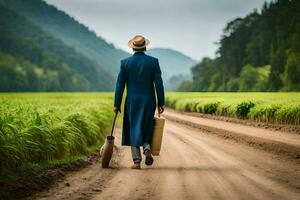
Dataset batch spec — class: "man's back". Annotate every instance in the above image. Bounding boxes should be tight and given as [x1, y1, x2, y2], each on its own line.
[122, 52, 159, 95]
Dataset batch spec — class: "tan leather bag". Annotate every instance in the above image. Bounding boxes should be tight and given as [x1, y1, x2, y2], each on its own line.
[151, 116, 165, 156]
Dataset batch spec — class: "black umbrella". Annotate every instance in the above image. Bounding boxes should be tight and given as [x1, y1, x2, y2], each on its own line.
[100, 112, 118, 168]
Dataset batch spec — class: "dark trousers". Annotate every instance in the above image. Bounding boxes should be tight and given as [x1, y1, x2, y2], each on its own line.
[131, 143, 150, 163]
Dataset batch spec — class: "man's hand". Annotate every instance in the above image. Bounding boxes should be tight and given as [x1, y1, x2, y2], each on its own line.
[113, 107, 121, 114]
[157, 106, 165, 117]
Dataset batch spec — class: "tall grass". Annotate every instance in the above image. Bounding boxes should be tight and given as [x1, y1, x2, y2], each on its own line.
[0, 93, 114, 178]
[166, 92, 300, 125]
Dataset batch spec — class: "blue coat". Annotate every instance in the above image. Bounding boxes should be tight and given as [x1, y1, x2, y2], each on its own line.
[114, 52, 165, 147]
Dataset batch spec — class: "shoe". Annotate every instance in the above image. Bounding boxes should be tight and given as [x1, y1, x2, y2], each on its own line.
[144, 150, 154, 166]
[131, 163, 141, 169]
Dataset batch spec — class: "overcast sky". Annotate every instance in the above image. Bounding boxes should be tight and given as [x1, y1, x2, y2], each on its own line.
[46, 0, 268, 61]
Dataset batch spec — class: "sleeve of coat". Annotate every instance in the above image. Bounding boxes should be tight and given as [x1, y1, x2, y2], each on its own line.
[114, 61, 126, 108]
[154, 59, 165, 107]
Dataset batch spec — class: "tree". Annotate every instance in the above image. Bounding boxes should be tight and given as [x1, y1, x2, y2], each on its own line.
[281, 50, 300, 91]
[191, 58, 218, 91]
[177, 81, 194, 92]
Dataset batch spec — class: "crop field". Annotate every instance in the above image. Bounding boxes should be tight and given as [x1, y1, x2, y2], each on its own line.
[166, 92, 300, 125]
[0, 93, 114, 179]
[1, 92, 299, 180]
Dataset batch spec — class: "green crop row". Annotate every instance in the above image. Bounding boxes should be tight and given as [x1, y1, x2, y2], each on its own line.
[0, 93, 114, 179]
[166, 92, 300, 125]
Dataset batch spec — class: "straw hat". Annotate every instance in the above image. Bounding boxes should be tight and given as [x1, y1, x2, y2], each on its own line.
[128, 35, 150, 49]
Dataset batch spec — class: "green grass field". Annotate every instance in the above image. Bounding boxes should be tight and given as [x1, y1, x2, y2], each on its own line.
[0, 93, 114, 179]
[166, 92, 300, 125]
[1, 92, 300, 180]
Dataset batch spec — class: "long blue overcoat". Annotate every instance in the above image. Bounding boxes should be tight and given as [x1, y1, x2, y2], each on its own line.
[114, 52, 165, 147]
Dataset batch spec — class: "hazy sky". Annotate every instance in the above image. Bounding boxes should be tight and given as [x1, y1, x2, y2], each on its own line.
[46, 0, 268, 60]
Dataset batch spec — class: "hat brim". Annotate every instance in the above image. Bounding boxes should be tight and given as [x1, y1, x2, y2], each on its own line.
[128, 38, 150, 49]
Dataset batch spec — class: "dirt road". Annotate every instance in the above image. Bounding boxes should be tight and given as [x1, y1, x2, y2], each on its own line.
[29, 110, 300, 200]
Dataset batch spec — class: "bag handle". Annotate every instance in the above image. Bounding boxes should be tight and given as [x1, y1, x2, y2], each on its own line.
[110, 112, 118, 137]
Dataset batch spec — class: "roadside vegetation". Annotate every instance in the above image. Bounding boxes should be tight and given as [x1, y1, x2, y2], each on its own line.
[0, 93, 114, 180]
[166, 92, 300, 125]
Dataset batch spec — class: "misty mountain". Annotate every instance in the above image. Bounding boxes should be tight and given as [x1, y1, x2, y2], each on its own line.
[147, 48, 197, 90]
[2, 0, 130, 76]
[0, 5, 114, 91]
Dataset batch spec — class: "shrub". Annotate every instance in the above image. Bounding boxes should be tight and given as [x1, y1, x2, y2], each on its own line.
[203, 102, 219, 114]
[236, 101, 255, 118]
[248, 104, 281, 122]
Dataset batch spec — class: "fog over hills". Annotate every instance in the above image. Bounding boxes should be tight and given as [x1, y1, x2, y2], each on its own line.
[148, 48, 197, 90]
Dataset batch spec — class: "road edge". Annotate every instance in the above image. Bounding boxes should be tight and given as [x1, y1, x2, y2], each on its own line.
[164, 110, 300, 161]
[0, 149, 105, 200]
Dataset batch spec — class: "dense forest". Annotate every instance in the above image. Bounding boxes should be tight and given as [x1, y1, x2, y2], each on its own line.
[0, 0, 129, 91]
[178, 0, 300, 92]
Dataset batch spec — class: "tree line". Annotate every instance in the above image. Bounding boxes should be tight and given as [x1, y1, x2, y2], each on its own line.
[178, 0, 300, 92]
